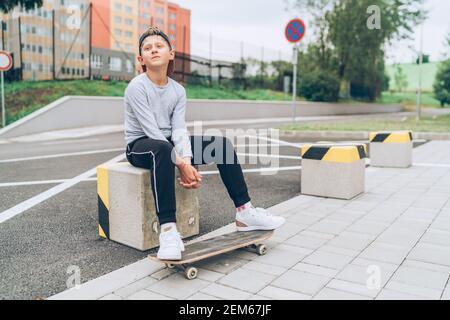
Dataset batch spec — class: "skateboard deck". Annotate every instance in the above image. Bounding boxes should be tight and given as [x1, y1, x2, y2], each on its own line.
[149, 230, 273, 279]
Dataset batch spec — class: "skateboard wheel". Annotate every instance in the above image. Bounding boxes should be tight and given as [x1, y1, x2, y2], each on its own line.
[166, 263, 175, 269]
[185, 267, 198, 280]
[257, 244, 268, 256]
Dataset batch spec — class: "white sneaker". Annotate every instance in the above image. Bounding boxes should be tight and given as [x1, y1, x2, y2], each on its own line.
[235, 206, 285, 232]
[157, 227, 185, 260]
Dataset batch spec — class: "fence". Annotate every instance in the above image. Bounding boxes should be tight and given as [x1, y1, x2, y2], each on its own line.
[0, 3, 293, 87]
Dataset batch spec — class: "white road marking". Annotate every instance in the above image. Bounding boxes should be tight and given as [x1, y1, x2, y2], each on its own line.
[0, 179, 70, 187]
[0, 164, 303, 187]
[414, 163, 450, 168]
[0, 148, 124, 163]
[236, 152, 302, 160]
[0, 143, 301, 163]
[40, 138, 100, 146]
[0, 153, 125, 224]
[244, 134, 302, 148]
[200, 165, 303, 175]
[3, 159, 448, 189]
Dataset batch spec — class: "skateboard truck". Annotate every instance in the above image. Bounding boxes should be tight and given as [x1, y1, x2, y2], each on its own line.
[150, 230, 273, 280]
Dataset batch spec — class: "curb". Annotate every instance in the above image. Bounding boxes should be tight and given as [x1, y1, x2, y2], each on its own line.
[273, 129, 450, 141]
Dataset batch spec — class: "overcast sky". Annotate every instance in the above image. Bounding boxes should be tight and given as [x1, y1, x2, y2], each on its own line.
[175, 0, 449, 64]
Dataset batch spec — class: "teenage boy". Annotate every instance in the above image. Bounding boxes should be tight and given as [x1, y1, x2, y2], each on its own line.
[125, 27, 285, 260]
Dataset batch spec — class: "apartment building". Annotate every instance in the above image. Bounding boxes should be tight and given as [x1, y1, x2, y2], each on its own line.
[1, 0, 90, 80]
[0, 0, 191, 81]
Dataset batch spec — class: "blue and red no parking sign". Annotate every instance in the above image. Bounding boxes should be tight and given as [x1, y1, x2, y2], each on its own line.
[285, 19, 306, 43]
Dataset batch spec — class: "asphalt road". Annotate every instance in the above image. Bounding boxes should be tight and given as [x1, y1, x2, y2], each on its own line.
[0, 120, 427, 300]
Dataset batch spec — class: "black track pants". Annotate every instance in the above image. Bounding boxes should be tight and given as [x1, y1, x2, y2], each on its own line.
[126, 135, 251, 225]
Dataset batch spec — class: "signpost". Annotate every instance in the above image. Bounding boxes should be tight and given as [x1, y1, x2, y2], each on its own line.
[285, 18, 306, 124]
[0, 50, 12, 128]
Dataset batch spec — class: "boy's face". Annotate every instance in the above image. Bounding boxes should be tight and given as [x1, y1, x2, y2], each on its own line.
[138, 35, 174, 72]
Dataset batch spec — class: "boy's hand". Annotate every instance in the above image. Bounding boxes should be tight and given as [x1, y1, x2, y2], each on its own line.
[177, 162, 202, 189]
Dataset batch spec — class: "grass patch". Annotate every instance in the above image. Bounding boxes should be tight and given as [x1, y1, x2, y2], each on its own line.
[2, 80, 292, 126]
[4, 80, 128, 125]
[278, 115, 450, 133]
[377, 91, 442, 110]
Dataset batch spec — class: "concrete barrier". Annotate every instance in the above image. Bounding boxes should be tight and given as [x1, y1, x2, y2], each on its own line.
[0, 95, 402, 139]
[96, 162, 200, 251]
[369, 131, 412, 168]
[301, 144, 367, 199]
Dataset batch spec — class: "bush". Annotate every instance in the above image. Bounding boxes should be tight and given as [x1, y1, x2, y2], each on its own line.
[299, 71, 340, 102]
[434, 59, 450, 107]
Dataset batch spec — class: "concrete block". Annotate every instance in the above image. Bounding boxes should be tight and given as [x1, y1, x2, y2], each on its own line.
[301, 144, 366, 199]
[369, 131, 413, 168]
[97, 162, 200, 251]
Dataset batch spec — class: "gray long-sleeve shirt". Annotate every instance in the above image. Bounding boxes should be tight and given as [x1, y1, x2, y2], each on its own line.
[124, 73, 193, 159]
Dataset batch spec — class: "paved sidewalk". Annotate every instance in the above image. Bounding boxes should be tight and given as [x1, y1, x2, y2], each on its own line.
[50, 141, 450, 300]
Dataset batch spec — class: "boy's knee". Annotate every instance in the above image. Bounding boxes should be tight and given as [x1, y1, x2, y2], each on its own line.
[155, 140, 175, 158]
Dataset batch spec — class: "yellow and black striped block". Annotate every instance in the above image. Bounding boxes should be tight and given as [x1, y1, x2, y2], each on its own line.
[369, 131, 412, 143]
[97, 165, 110, 239]
[301, 144, 367, 163]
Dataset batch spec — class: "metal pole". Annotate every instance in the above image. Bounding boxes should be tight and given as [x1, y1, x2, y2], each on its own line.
[88, 3, 92, 80]
[182, 25, 186, 83]
[52, 10, 56, 80]
[260, 46, 264, 86]
[240, 41, 243, 61]
[1, 31, 4, 127]
[18, 16, 23, 80]
[1, 71, 5, 127]
[416, 23, 423, 121]
[209, 31, 212, 86]
[1, 21, 5, 52]
[292, 44, 298, 124]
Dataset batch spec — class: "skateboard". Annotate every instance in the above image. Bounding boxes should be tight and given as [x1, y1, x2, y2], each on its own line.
[149, 230, 273, 280]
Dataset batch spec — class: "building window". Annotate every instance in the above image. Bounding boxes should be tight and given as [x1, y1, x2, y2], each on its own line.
[170, 23, 176, 30]
[125, 6, 132, 14]
[91, 54, 103, 69]
[109, 57, 122, 71]
[115, 29, 122, 36]
[156, 7, 164, 14]
[170, 13, 176, 19]
[114, 3, 122, 11]
[143, 1, 150, 9]
[125, 31, 132, 38]
[126, 60, 133, 73]
[114, 16, 122, 23]
[125, 18, 133, 25]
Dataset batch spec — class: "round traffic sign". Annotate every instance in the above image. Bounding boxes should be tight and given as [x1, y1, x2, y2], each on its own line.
[285, 19, 306, 43]
[0, 51, 13, 71]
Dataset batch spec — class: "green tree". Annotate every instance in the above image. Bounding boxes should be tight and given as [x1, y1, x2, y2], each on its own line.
[0, 0, 43, 13]
[394, 64, 408, 92]
[299, 71, 340, 102]
[291, 0, 426, 101]
[433, 59, 450, 107]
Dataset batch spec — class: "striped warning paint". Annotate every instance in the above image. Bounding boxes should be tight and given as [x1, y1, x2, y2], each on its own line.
[301, 144, 367, 163]
[96, 165, 110, 239]
[369, 131, 412, 143]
